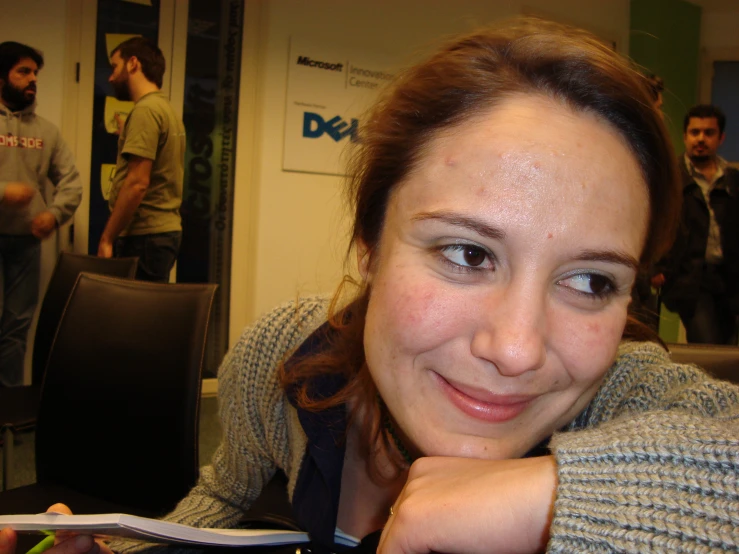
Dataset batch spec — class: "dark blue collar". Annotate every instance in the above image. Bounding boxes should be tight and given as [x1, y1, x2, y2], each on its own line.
[286, 321, 349, 550]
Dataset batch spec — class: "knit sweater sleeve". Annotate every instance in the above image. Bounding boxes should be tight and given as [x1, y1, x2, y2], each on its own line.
[548, 341, 739, 553]
[111, 296, 329, 554]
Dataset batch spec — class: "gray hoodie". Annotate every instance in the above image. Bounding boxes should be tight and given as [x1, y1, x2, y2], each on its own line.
[0, 101, 82, 235]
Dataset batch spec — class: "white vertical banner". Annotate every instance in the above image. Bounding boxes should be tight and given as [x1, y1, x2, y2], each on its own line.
[283, 38, 395, 176]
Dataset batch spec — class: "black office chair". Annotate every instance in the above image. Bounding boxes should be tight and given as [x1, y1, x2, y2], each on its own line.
[668, 342, 739, 384]
[0, 253, 138, 490]
[0, 273, 217, 523]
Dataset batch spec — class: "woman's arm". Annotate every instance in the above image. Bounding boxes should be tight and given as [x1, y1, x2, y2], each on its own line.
[548, 342, 739, 552]
[379, 343, 738, 553]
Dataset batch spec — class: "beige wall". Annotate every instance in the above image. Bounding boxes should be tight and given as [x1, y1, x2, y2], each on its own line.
[0, 0, 68, 128]
[230, 0, 632, 341]
[701, 5, 739, 51]
[699, 8, 739, 94]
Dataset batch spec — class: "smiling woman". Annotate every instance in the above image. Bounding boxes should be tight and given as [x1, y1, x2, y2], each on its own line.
[2, 16, 738, 554]
[360, 94, 650, 465]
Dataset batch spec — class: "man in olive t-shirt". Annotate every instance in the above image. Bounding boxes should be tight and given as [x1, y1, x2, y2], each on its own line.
[98, 37, 185, 282]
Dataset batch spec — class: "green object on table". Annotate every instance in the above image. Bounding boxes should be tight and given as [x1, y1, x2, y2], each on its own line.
[26, 533, 55, 554]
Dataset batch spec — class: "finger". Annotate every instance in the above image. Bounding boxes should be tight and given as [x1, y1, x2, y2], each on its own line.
[94, 539, 113, 554]
[378, 503, 418, 554]
[377, 516, 392, 554]
[47, 502, 72, 514]
[44, 505, 75, 545]
[0, 527, 18, 554]
[52, 535, 99, 554]
[377, 516, 415, 554]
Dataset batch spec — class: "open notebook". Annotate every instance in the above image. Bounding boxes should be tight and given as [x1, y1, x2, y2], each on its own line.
[0, 513, 360, 548]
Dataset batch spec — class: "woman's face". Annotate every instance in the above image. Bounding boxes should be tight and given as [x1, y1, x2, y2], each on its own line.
[361, 94, 649, 460]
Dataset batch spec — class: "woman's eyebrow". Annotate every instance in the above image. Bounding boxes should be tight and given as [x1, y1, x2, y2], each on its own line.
[573, 250, 640, 271]
[411, 211, 506, 240]
[411, 212, 639, 270]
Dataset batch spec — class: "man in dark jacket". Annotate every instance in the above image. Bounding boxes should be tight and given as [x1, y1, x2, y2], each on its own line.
[656, 104, 739, 344]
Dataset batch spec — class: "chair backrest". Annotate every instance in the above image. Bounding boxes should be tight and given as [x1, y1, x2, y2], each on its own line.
[32, 253, 138, 386]
[668, 343, 739, 384]
[35, 273, 217, 515]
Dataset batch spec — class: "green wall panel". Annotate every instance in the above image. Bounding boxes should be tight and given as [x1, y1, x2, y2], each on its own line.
[630, 0, 701, 343]
[630, 0, 701, 150]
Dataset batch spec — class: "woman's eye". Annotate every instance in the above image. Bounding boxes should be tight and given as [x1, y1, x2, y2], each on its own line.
[559, 273, 614, 297]
[439, 244, 493, 270]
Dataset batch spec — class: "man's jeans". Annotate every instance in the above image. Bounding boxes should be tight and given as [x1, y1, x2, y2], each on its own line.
[115, 231, 182, 282]
[0, 235, 40, 387]
[683, 263, 738, 345]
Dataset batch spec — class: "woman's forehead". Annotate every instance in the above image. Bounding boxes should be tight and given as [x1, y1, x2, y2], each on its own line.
[411, 97, 633, 182]
[387, 94, 648, 245]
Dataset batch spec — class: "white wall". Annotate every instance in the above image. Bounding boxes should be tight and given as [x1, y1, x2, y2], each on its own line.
[0, 0, 68, 128]
[698, 1, 739, 51]
[230, 0, 631, 339]
[701, 11, 738, 51]
[695, 6, 739, 111]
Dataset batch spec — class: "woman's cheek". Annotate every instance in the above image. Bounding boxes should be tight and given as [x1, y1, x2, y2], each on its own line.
[557, 309, 625, 379]
[370, 269, 459, 350]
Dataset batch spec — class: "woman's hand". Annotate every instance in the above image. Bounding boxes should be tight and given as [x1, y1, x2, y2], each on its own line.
[379, 455, 557, 554]
[0, 504, 114, 554]
[0, 527, 17, 554]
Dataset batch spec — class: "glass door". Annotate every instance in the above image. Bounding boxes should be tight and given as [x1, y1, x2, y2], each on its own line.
[67, 0, 242, 378]
[179, 0, 243, 376]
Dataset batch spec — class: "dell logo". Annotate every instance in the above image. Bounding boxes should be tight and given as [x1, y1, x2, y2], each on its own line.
[302, 112, 358, 142]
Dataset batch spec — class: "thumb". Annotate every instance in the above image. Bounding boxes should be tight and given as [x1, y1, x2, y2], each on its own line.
[46, 504, 73, 516]
[0, 527, 18, 554]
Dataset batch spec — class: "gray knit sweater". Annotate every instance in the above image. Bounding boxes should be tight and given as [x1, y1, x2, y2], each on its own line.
[115, 297, 739, 553]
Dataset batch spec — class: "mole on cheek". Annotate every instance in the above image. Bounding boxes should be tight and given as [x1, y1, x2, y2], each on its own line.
[547, 232, 553, 239]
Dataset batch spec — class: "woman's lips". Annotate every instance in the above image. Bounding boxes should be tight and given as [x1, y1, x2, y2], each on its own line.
[433, 372, 535, 423]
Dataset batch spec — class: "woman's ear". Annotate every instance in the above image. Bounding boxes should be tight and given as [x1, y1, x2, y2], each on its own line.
[356, 240, 372, 282]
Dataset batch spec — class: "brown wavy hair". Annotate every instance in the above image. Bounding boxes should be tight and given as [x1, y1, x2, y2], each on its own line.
[281, 17, 681, 481]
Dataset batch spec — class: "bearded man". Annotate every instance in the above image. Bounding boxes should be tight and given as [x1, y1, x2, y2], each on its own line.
[98, 37, 185, 283]
[0, 41, 82, 387]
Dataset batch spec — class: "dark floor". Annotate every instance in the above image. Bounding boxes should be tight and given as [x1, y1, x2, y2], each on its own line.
[0, 395, 222, 492]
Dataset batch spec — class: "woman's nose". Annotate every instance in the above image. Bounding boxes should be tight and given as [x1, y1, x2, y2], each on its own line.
[470, 284, 547, 377]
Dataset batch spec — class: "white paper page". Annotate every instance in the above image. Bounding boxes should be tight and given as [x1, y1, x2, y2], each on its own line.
[0, 514, 311, 547]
